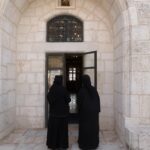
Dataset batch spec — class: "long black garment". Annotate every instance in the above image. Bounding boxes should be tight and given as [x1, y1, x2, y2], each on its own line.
[77, 75, 101, 150]
[46, 76, 71, 149]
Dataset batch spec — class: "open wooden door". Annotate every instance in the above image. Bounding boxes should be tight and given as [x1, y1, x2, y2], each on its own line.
[45, 54, 64, 127]
[83, 51, 97, 88]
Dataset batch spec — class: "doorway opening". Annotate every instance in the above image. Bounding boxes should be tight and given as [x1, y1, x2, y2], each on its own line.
[66, 54, 83, 123]
[45, 51, 97, 127]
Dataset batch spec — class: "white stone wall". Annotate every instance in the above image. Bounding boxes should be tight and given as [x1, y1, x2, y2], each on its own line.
[113, 13, 130, 143]
[100, 0, 131, 143]
[16, 0, 114, 129]
[131, 0, 150, 124]
[125, 1, 150, 149]
[0, 0, 21, 139]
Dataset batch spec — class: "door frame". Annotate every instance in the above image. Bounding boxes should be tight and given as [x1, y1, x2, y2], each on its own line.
[45, 52, 82, 127]
[45, 51, 97, 127]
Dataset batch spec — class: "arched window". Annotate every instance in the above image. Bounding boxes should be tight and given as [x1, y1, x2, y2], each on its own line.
[47, 15, 83, 42]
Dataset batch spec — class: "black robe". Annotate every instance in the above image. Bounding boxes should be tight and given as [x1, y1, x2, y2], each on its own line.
[77, 75, 101, 149]
[46, 76, 71, 149]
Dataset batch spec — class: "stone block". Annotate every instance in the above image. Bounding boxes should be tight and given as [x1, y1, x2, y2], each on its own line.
[7, 64, 16, 80]
[100, 116, 115, 130]
[39, 84, 44, 94]
[24, 95, 44, 107]
[19, 17, 31, 25]
[83, 0, 96, 12]
[104, 72, 113, 84]
[114, 45, 123, 59]
[98, 22, 108, 30]
[16, 116, 44, 128]
[26, 33, 35, 42]
[114, 73, 123, 92]
[131, 72, 143, 94]
[8, 91, 15, 108]
[105, 60, 113, 72]
[84, 21, 98, 30]
[140, 95, 150, 118]
[98, 31, 111, 42]
[2, 48, 13, 66]
[97, 61, 105, 72]
[113, 14, 124, 35]
[31, 61, 44, 73]
[2, 80, 15, 94]
[136, 1, 150, 24]
[27, 53, 38, 60]
[24, 8, 36, 17]
[17, 43, 32, 52]
[29, 83, 40, 94]
[36, 73, 44, 83]
[18, 25, 31, 34]
[16, 95, 25, 106]
[0, 80, 2, 95]
[101, 53, 113, 60]
[10, 36, 17, 50]
[143, 73, 150, 94]
[27, 73, 36, 83]
[132, 25, 150, 41]
[4, 1, 21, 24]
[130, 95, 140, 118]
[101, 107, 114, 117]
[78, 8, 88, 20]
[132, 41, 150, 54]
[17, 73, 26, 83]
[2, 31, 10, 49]
[132, 55, 150, 72]
[1, 66, 7, 80]
[125, 118, 150, 150]
[21, 61, 31, 73]
[84, 30, 97, 42]
[35, 32, 45, 42]
[102, 83, 113, 94]
[17, 107, 44, 117]
[13, 0, 27, 12]
[17, 53, 27, 60]
[122, 10, 130, 28]
[17, 83, 30, 95]
[128, 7, 138, 26]
[101, 94, 114, 107]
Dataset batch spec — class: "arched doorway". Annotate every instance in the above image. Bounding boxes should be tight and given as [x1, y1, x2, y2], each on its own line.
[0, 1, 140, 148]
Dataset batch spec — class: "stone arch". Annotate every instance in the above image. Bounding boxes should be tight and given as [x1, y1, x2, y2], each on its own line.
[42, 12, 85, 24]
[0, 0, 142, 148]
[16, 0, 114, 131]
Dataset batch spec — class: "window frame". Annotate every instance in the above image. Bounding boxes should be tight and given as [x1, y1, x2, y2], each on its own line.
[46, 15, 83, 42]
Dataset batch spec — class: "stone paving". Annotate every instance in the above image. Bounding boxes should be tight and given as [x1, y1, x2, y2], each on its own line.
[0, 125, 126, 150]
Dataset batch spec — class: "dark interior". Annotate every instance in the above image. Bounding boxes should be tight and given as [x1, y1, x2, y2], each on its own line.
[65, 54, 83, 123]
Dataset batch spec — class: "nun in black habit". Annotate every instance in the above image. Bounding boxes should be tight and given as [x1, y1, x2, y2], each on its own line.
[46, 75, 71, 149]
[77, 75, 101, 150]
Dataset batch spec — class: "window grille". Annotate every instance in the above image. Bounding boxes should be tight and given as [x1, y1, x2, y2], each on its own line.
[47, 15, 83, 42]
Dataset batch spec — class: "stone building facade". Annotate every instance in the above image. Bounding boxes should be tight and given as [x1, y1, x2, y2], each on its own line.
[0, 0, 150, 149]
